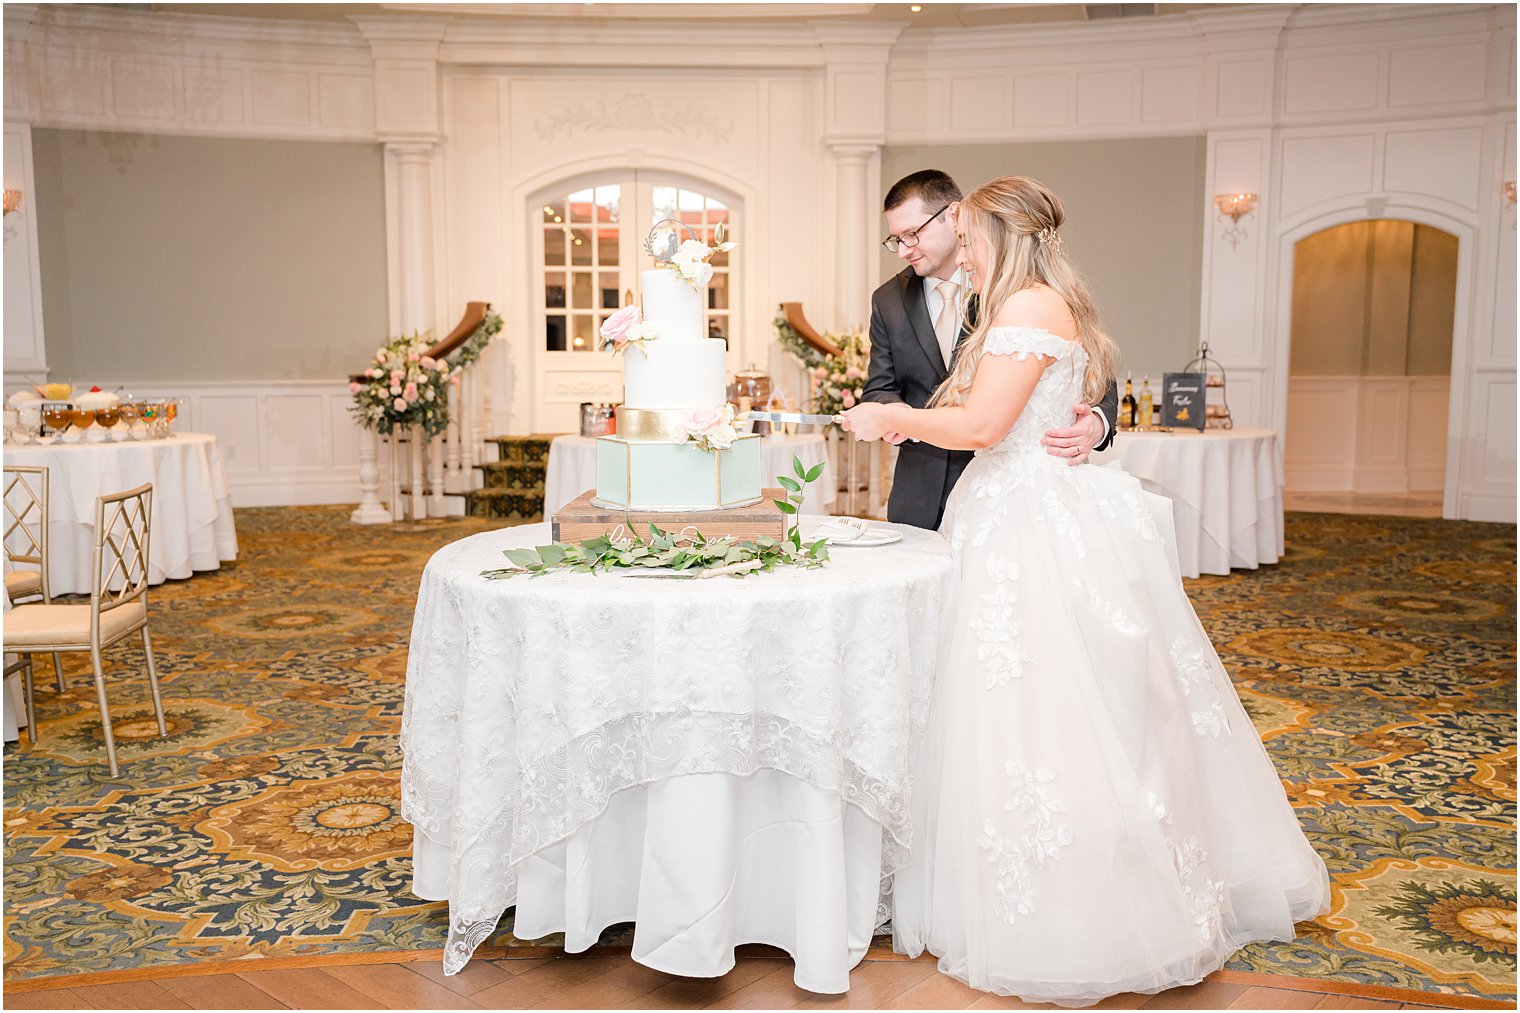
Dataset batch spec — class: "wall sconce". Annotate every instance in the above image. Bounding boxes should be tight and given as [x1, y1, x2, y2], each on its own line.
[1214, 192, 1257, 249]
[1505, 181, 1516, 205]
[2, 189, 20, 216]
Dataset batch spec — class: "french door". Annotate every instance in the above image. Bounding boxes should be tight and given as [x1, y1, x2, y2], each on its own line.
[532, 173, 736, 432]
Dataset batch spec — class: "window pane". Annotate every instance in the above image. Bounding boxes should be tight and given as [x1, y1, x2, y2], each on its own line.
[705, 195, 728, 212]
[570, 229, 591, 265]
[546, 314, 566, 352]
[568, 188, 594, 222]
[652, 186, 678, 226]
[571, 271, 593, 309]
[599, 272, 621, 309]
[708, 275, 728, 310]
[708, 316, 728, 345]
[545, 271, 566, 308]
[571, 314, 595, 352]
[545, 227, 566, 264]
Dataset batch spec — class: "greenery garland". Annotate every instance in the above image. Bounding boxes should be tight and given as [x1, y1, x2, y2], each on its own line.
[448, 310, 503, 371]
[481, 455, 830, 580]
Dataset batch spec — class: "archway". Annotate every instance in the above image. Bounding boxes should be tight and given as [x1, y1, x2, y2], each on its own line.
[1282, 220, 1458, 516]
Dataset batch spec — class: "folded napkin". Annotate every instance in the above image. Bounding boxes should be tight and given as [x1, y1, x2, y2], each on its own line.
[808, 517, 873, 543]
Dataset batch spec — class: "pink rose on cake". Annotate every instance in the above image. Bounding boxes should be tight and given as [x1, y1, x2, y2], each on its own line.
[599, 304, 658, 355]
[681, 403, 739, 453]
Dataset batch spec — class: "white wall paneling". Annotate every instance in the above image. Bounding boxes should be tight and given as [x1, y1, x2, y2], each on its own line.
[1285, 376, 1450, 494]
[94, 381, 381, 507]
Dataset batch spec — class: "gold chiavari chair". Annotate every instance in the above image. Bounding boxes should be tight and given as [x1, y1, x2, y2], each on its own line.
[4, 483, 166, 776]
[3, 465, 65, 691]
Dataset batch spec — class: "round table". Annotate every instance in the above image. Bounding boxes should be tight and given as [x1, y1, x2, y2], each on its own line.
[1097, 427, 1283, 579]
[544, 433, 836, 516]
[402, 519, 954, 991]
[3, 433, 238, 596]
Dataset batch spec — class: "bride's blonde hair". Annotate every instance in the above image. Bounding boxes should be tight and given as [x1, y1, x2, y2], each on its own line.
[928, 175, 1116, 408]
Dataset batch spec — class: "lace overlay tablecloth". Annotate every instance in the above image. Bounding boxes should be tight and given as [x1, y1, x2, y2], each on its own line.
[401, 520, 954, 973]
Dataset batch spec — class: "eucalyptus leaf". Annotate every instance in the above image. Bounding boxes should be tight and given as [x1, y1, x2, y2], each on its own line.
[778, 476, 801, 493]
[502, 548, 543, 568]
[792, 455, 807, 481]
[804, 461, 826, 483]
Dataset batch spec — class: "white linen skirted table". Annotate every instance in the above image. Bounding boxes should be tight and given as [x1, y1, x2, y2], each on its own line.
[3, 433, 238, 596]
[543, 433, 837, 516]
[1097, 427, 1284, 579]
[402, 520, 954, 992]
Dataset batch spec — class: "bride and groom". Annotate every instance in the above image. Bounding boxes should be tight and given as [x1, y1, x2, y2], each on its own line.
[838, 171, 1330, 1005]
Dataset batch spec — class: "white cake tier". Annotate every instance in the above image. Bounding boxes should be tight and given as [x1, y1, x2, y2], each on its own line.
[623, 339, 728, 410]
[640, 268, 704, 343]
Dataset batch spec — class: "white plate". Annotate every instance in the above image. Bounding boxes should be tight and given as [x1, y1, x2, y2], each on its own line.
[823, 530, 902, 547]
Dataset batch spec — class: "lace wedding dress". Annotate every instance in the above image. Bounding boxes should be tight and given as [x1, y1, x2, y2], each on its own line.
[890, 326, 1330, 1007]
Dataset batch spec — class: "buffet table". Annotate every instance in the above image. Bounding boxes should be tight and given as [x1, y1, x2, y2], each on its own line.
[3, 433, 238, 596]
[402, 519, 954, 991]
[1097, 427, 1283, 579]
[544, 433, 836, 516]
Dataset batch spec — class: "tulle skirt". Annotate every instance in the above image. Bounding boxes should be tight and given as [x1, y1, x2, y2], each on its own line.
[891, 454, 1329, 1007]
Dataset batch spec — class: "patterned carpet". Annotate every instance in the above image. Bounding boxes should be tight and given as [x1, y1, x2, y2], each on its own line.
[2, 507, 1513, 1003]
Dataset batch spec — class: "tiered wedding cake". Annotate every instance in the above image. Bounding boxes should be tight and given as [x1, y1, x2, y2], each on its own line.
[594, 264, 761, 511]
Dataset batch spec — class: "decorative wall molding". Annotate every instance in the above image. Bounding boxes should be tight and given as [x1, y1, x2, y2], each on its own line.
[534, 93, 734, 145]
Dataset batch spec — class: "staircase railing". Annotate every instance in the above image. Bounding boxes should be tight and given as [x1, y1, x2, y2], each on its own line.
[349, 302, 496, 524]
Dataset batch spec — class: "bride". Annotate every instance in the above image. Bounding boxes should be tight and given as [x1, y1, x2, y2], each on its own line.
[840, 176, 1329, 1007]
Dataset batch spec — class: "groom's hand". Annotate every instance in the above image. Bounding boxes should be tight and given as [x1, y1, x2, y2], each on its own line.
[1042, 402, 1103, 466]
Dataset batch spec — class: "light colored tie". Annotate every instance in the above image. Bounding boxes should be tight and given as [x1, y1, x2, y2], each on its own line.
[934, 279, 960, 367]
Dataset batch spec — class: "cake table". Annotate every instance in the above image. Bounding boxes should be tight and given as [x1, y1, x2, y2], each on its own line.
[402, 519, 954, 992]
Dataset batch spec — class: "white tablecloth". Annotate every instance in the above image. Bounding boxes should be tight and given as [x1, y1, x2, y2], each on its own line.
[543, 433, 836, 516]
[3, 433, 238, 596]
[402, 519, 954, 991]
[1097, 427, 1284, 579]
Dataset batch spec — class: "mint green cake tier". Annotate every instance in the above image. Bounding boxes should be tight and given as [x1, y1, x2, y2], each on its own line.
[594, 434, 762, 511]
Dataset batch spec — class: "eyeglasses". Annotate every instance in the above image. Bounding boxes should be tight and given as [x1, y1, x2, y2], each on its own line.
[882, 204, 950, 253]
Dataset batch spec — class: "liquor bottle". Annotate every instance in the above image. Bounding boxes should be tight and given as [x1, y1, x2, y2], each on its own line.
[1138, 376, 1154, 430]
[1121, 374, 1136, 430]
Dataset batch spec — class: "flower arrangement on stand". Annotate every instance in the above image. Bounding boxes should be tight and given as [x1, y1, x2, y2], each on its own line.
[774, 313, 870, 416]
[350, 335, 459, 437]
[349, 312, 502, 437]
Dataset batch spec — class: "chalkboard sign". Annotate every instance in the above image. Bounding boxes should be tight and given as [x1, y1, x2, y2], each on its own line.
[1162, 372, 1207, 431]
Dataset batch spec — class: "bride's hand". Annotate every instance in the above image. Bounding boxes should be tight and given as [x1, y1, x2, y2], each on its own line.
[839, 402, 895, 442]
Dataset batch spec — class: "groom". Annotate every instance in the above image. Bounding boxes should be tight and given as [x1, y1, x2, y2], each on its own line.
[862, 169, 1119, 530]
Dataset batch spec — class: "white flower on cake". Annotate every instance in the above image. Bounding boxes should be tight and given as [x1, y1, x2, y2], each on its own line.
[670, 239, 716, 286]
[681, 403, 739, 453]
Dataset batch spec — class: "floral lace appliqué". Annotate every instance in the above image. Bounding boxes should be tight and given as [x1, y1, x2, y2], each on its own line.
[976, 762, 1075, 921]
[1169, 632, 1230, 737]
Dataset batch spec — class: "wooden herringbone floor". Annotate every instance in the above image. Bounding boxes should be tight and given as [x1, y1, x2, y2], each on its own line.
[4, 950, 1484, 1010]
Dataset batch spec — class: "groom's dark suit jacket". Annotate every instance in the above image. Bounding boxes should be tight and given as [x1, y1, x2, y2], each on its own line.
[862, 266, 1119, 531]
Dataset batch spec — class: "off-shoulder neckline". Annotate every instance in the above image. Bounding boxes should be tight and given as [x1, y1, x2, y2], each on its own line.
[985, 324, 1078, 345]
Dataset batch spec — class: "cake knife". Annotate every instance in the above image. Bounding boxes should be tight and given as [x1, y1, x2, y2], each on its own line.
[738, 411, 842, 427]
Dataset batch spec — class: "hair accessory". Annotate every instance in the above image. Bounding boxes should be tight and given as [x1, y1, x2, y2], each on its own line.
[1036, 226, 1064, 254]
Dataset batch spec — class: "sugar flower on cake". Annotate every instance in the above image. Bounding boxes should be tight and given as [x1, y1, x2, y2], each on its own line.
[598, 304, 659, 355]
[681, 403, 739, 453]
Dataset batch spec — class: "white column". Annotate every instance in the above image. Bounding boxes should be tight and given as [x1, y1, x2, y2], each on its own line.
[388, 142, 445, 518]
[830, 144, 877, 331]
